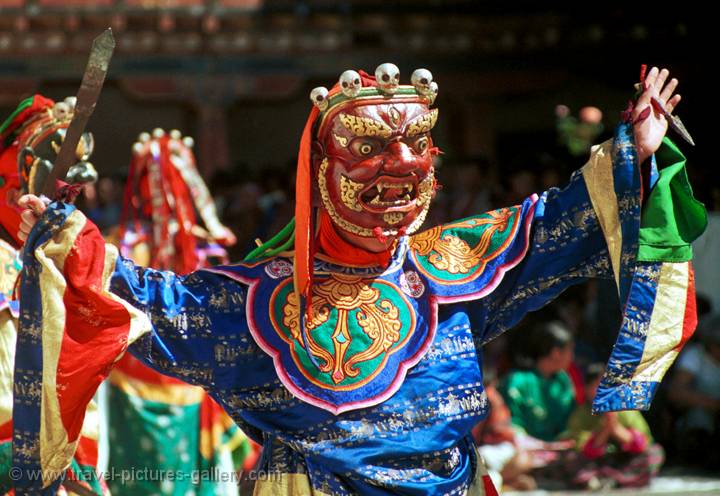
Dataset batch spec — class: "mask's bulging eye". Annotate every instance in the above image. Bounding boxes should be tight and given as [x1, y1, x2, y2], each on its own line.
[350, 138, 382, 158]
[411, 135, 430, 154]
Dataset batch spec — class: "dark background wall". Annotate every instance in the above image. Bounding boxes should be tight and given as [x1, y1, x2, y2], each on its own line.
[0, 2, 711, 207]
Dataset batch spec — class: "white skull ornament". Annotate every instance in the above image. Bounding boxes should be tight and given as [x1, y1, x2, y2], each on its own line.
[375, 63, 400, 95]
[310, 86, 330, 111]
[411, 68, 433, 96]
[339, 70, 362, 98]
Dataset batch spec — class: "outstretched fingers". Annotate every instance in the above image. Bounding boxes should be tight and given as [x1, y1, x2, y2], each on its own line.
[660, 77, 679, 103]
[634, 66, 659, 116]
[655, 68, 670, 93]
[635, 66, 682, 120]
[666, 93, 682, 113]
[652, 67, 681, 113]
[643, 66, 660, 91]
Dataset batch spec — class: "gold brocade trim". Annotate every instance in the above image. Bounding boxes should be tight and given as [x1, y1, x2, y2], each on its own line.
[29, 209, 152, 487]
[339, 175, 363, 212]
[101, 242, 117, 292]
[35, 209, 87, 486]
[338, 113, 392, 138]
[42, 210, 87, 273]
[80, 399, 100, 442]
[406, 109, 439, 137]
[410, 209, 514, 275]
[253, 473, 331, 496]
[581, 139, 621, 288]
[634, 262, 689, 382]
[108, 368, 206, 406]
[280, 273, 404, 386]
[0, 313, 17, 426]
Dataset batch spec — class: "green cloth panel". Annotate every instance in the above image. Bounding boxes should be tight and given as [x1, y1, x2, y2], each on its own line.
[638, 137, 707, 262]
[107, 385, 202, 496]
[0, 440, 12, 493]
[68, 458, 104, 495]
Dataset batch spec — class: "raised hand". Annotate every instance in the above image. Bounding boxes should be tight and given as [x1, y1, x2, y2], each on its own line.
[633, 66, 682, 164]
[16, 194, 47, 242]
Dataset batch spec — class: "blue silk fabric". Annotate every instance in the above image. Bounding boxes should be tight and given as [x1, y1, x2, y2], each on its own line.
[104, 125, 642, 495]
[13, 123, 662, 495]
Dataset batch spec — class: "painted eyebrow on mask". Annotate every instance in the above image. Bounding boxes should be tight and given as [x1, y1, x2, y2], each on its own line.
[405, 109, 439, 138]
[338, 113, 393, 139]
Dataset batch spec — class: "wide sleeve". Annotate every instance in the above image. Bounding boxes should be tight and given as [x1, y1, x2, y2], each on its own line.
[468, 122, 706, 413]
[468, 123, 639, 342]
[108, 251, 253, 388]
[11, 202, 255, 493]
[408, 126, 634, 327]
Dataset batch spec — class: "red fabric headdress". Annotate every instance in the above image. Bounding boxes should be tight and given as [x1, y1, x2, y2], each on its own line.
[0, 95, 55, 246]
[293, 71, 382, 310]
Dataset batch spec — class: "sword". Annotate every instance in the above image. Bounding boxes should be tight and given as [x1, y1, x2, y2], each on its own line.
[41, 28, 115, 199]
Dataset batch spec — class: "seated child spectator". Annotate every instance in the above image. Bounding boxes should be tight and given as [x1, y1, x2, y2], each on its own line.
[473, 371, 536, 491]
[565, 363, 664, 489]
[473, 376, 574, 491]
[497, 321, 578, 489]
[499, 321, 576, 442]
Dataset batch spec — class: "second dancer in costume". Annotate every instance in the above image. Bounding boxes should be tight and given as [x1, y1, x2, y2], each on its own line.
[106, 128, 249, 495]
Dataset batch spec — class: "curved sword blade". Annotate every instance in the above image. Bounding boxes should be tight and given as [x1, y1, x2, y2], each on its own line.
[42, 28, 115, 198]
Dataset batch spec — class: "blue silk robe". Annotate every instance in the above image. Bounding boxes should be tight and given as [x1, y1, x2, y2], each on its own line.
[12, 124, 702, 495]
